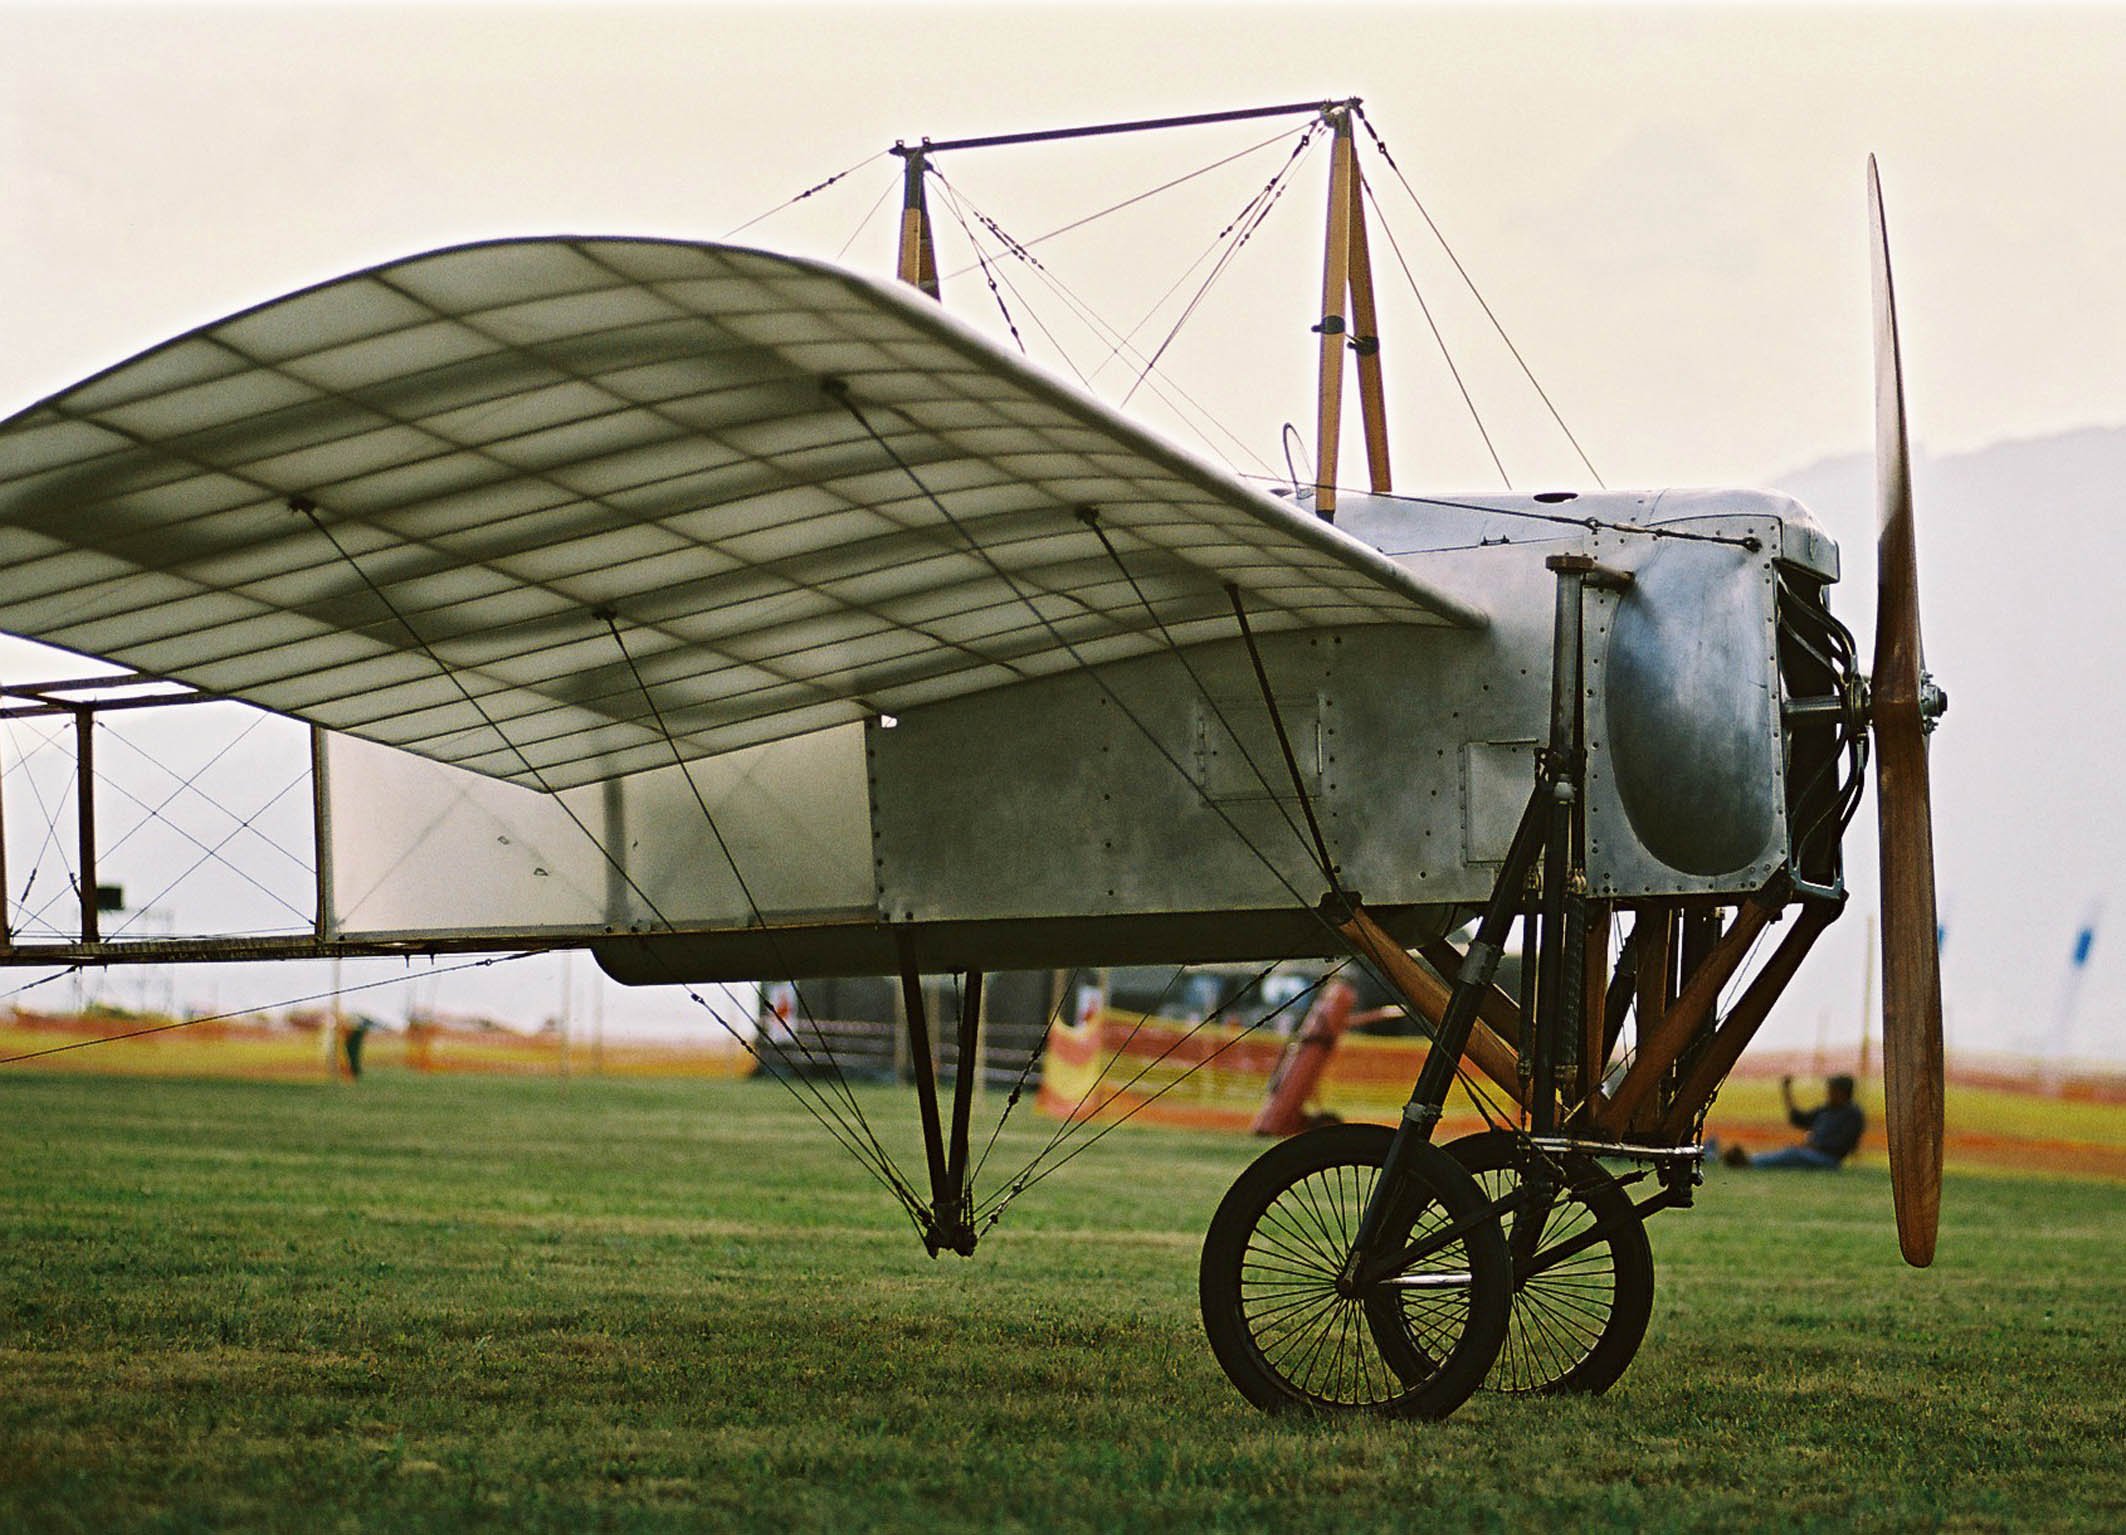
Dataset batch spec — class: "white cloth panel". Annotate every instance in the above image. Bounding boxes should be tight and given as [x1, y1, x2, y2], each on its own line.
[0, 238, 1482, 792]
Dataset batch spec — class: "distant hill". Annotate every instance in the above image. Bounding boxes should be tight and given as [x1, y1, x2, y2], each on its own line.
[1761, 425, 2123, 1062]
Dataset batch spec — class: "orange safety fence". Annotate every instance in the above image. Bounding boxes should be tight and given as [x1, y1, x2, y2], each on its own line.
[1040, 1012, 2126, 1180]
[0, 1006, 756, 1082]
[1039, 1006, 1503, 1140]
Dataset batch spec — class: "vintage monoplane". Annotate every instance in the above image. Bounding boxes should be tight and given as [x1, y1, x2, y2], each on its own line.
[0, 100, 1945, 1418]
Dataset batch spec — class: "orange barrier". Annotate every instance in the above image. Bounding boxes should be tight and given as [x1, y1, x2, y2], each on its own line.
[0, 1007, 755, 1082]
[1040, 1015, 2126, 1179]
[1039, 1006, 1501, 1137]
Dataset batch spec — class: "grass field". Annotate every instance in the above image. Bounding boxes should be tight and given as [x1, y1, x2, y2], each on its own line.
[2, 1073, 2121, 1532]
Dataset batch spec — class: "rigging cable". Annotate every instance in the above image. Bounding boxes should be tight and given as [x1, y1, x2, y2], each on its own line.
[829, 382, 1526, 1186]
[100, 713, 295, 870]
[4, 720, 75, 921]
[592, 609, 948, 1213]
[937, 123, 1302, 281]
[1238, 482, 1764, 551]
[283, 498, 931, 1228]
[0, 948, 549, 1066]
[928, 177, 1029, 354]
[926, 172, 1280, 480]
[835, 173, 903, 262]
[1123, 123, 1324, 407]
[101, 770, 314, 938]
[1079, 510, 1338, 881]
[828, 384, 1343, 929]
[999, 959, 1214, 1191]
[966, 965, 1082, 1191]
[1352, 108, 1605, 487]
[721, 153, 884, 241]
[975, 962, 1352, 1228]
[15, 742, 315, 936]
[591, 608, 936, 1206]
[1359, 174, 1512, 488]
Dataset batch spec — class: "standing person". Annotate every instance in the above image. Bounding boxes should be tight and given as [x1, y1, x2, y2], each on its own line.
[1723, 1074, 1866, 1168]
[343, 1014, 375, 1081]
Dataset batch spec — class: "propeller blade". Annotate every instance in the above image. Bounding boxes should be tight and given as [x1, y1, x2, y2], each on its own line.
[1868, 155, 1945, 1268]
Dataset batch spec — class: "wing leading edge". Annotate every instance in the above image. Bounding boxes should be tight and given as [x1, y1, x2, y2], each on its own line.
[0, 237, 1482, 791]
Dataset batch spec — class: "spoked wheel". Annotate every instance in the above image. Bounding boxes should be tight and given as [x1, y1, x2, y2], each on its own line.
[1199, 1123, 1510, 1417]
[1443, 1129, 1655, 1395]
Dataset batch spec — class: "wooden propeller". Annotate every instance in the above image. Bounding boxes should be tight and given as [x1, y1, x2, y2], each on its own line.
[1868, 156, 1946, 1268]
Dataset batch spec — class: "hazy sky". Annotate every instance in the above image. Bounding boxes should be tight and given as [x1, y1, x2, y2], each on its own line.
[1, 3, 2120, 1055]
[8, 3, 2126, 484]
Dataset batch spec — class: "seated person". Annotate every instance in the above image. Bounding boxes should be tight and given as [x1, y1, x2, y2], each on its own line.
[1723, 1074, 1865, 1168]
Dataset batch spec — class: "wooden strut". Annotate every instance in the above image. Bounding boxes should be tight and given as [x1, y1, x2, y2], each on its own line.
[1626, 903, 1675, 1132]
[1311, 107, 1391, 520]
[1597, 894, 1780, 1134]
[1579, 904, 1613, 1118]
[896, 151, 941, 300]
[1345, 159, 1393, 495]
[1337, 905, 1524, 1107]
[1658, 900, 1842, 1140]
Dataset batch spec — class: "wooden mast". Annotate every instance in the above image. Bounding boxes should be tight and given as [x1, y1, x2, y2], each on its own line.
[1346, 160, 1393, 496]
[1312, 105, 1391, 520]
[895, 145, 941, 299]
[1312, 111, 1355, 519]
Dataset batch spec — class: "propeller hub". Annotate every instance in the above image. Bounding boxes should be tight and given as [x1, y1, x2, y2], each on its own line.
[1919, 671, 1948, 734]
[1845, 672, 1873, 737]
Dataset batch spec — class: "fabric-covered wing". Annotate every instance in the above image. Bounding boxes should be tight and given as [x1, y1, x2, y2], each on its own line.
[0, 237, 1481, 791]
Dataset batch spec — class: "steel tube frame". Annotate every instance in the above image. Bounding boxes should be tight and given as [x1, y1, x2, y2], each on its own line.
[943, 969, 983, 1232]
[897, 959, 980, 1257]
[74, 708, 97, 944]
[1342, 557, 1598, 1266]
[889, 99, 1354, 157]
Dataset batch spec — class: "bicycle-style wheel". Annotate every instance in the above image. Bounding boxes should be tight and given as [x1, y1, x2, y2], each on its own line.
[1444, 1129, 1655, 1395]
[1199, 1123, 1510, 1417]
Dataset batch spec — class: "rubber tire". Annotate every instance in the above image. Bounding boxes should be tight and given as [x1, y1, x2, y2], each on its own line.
[1444, 1129, 1655, 1396]
[1200, 1123, 1511, 1418]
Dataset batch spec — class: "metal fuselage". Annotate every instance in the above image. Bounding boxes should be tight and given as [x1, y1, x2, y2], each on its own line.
[600, 486, 1849, 984]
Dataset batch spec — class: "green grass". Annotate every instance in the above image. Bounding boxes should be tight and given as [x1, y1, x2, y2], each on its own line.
[1, 1072, 2121, 1533]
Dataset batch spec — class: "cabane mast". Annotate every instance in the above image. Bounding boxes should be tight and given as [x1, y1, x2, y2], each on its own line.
[888, 96, 1391, 517]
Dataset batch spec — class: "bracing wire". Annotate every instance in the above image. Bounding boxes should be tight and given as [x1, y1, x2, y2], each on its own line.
[1238, 480, 1764, 552]
[282, 498, 930, 1223]
[967, 966, 1083, 1192]
[721, 152, 883, 241]
[0, 949, 549, 1066]
[937, 123, 1301, 281]
[593, 613, 927, 1202]
[101, 770, 313, 937]
[928, 177, 1029, 354]
[927, 172, 1280, 479]
[1002, 960, 1212, 1183]
[826, 387, 1341, 931]
[1081, 511, 1338, 883]
[828, 382, 1537, 1217]
[1353, 108, 1605, 488]
[1360, 174, 1512, 489]
[1122, 124, 1324, 407]
[16, 744, 314, 935]
[835, 173, 902, 262]
[99, 714, 304, 870]
[975, 962, 1352, 1227]
[6, 721, 76, 922]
